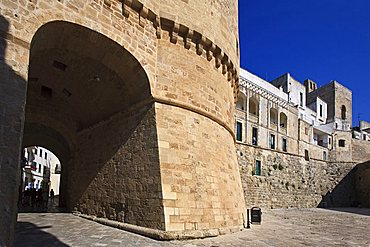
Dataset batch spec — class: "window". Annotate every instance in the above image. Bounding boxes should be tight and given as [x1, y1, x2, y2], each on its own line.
[363, 134, 367, 141]
[236, 95, 245, 110]
[282, 138, 287, 152]
[339, 139, 346, 147]
[236, 121, 243, 142]
[270, 108, 278, 127]
[329, 137, 332, 145]
[249, 97, 259, 116]
[44, 152, 47, 159]
[38, 164, 42, 173]
[270, 134, 276, 149]
[319, 104, 323, 117]
[31, 161, 37, 171]
[39, 149, 42, 157]
[300, 92, 303, 107]
[280, 112, 288, 129]
[304, 150, 310, 161]
[255, 160, 261, 176]
[55, 164, 61, 174]
[323, 151, 327, 160]
[252, 127, 258, 145]
[341, 105, 346, 120]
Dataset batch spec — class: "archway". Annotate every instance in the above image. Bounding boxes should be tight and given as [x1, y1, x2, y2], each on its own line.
[23, 21, 165, 229]
[19, 146, 61, 210]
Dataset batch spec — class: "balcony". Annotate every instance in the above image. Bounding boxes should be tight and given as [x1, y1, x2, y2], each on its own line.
[270, 122, 278, 130]
[249, 113, 259, 123]
[280, 127, 287, 135]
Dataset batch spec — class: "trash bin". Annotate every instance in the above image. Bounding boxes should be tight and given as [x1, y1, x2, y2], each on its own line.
[251, 207, 262, 224]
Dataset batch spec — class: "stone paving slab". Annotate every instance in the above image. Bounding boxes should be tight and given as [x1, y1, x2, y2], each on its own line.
[14, 208, 370, 247]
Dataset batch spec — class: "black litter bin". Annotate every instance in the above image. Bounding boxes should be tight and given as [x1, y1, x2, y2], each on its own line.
[251, 207, 262, 224]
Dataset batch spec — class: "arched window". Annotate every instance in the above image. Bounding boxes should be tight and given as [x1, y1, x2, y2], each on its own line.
[236, 93, 245, 111]
[280, 112, 288, 130]
[270, 108, 278, 128]
[341, 105, 346, 120]
[248, 97, 259, 116]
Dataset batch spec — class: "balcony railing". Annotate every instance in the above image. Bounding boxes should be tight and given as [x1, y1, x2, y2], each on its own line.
[270, 122, 278, 130]
[249, 113, 259, 123]
[280, 127, 287, 134]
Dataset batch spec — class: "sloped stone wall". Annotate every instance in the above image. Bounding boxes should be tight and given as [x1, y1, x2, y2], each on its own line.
[237, 143, 356, 209]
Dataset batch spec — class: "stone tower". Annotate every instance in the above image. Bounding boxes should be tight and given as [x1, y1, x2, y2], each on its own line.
[0, 0, 245, 245]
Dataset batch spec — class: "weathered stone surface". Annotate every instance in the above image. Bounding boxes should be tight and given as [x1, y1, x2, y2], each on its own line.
[237, 144, 356, 209]
[0, 0, 243, 245]
[354, 162, 370, 207]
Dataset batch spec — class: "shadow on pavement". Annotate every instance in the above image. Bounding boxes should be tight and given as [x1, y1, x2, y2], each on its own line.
[323, 207, 370, 216]
[14, 222, 69, 247]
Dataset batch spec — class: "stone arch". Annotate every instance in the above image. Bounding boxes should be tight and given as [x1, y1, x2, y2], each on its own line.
[23, 20, 164, 229]
[7, 3, 158, 82]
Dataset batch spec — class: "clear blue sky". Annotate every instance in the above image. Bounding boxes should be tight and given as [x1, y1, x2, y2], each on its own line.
[239, 0, 370, 126]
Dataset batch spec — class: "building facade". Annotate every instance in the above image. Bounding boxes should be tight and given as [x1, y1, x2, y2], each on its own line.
[22, 146, 61, 195]
[236, 68, 370, 209]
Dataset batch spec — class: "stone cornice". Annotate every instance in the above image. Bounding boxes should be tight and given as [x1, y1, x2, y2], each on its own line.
[239, 76, 289, 108]
[121, 0, 240, 102]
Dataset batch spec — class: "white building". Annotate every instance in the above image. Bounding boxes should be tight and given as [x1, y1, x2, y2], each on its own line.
[22, 146, 61, 195]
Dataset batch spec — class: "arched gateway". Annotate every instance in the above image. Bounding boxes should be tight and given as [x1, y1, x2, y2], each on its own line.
[0, 1, 244, 245]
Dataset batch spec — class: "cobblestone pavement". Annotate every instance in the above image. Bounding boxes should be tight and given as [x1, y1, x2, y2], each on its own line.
[15, 208, 370, 247]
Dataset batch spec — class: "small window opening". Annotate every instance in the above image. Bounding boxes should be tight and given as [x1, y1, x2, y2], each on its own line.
[339, 139, 346, 147]
[304, 149, 310, 161]
[236, 122, 243, 142]
[270, 134, 276, 149]
[252, 127, 258, 145]
[255, 160, 261, 176]
[41, 86, 52, 99]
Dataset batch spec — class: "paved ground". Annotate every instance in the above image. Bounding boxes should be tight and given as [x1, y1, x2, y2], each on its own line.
[15, 208, 370, 247]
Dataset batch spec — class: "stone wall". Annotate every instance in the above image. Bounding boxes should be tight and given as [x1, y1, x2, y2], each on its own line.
[333, 82, 352, 127]
[157, 0, 239, 66]
[156, 102, 245, 232]
[354, 162, 370, 207]
[237, 143, 356, 209]
[0, 27, 27, 247]
[352, 139, 370, 164]
[74, 104, 165, 230]
[1, 0, 244, 244]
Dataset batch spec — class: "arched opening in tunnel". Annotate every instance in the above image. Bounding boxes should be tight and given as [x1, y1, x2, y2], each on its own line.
[21, 21, 164, 228]
[19, 145, 62, 211]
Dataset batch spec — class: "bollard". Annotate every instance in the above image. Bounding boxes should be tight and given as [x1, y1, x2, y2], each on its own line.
[246, 209, 250, 228]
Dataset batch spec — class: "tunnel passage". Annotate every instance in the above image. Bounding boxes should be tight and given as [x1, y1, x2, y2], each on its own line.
[23, 21, 165, 229]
